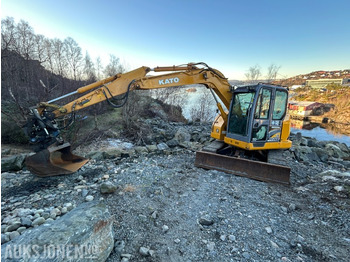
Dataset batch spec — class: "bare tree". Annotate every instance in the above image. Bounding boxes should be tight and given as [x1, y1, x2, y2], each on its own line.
[104, 54, 125, 76]
[152, 88, 177, 103]
[83, 51, 96, 82]
[95, 56, 103, 80]
[1, 16, 129, 107]
[15, 20, 35, 60]
[52, 38, 67, 76]
[167, 89, 187, 115]
[151, 86, 188, 115]
[33, 34, 48, 63]
[245, 64, 261, 83]
[1, 17, 16, 51]
[64, 37, 83, 80]
[190, 90, 216, 122]
[43, 38, 55, 73]
[266, 64, 281, 83]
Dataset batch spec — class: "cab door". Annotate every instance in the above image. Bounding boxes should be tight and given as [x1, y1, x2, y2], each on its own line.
[227, 91, 255, 143]
[268, 89, 288, 142]
[251, 87, 288, 144]
[251, 87, 272, 143]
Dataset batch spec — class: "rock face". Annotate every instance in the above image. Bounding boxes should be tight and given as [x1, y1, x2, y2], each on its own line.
[1, 201, 114, 262]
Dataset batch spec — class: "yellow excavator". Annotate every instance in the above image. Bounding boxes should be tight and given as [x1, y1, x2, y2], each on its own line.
[24, 63, 292, 184]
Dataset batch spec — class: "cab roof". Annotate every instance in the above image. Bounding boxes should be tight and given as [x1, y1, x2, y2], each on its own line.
[230, 82, 288, 93]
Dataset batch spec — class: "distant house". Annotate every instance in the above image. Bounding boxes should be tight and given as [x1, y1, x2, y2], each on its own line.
[288, 101, 323, 118]
[306, 78, 348, 89]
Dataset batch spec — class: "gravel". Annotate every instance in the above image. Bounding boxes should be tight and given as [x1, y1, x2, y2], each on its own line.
[1, 121, 350, 261]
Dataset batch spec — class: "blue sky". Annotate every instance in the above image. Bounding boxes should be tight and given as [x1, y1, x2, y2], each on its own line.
[1, 0, 349, 79]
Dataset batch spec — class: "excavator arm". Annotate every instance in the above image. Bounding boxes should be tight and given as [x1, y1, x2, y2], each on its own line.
[25, 63, 232, 176]
[35, 63, 230, 117]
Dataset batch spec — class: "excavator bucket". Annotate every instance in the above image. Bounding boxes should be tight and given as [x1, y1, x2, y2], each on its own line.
[25, 142, 89, 177]
[194, 151, 290, 185]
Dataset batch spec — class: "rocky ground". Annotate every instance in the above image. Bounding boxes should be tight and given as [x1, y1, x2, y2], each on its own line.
[1, 118, 350, 261]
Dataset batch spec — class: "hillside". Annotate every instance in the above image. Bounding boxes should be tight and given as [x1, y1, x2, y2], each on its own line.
[274, 69, 350, 87]
[292, 84, 350, 127]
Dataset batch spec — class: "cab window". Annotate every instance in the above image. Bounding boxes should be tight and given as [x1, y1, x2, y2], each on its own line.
[228, 92, 254, 136]
[254, 88, 271, 119]
[273, 90, 287, 120]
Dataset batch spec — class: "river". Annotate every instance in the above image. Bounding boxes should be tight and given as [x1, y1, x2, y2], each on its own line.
[290, 120, 350, 146]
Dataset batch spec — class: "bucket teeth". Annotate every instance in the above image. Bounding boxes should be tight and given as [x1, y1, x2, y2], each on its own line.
[25, 142, 88, 177]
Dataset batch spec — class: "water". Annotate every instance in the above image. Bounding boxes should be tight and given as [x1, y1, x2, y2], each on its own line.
[291, 123, 350, 146]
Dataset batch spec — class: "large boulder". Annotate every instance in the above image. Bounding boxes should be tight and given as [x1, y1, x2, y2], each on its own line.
[293, 146, 320, 162]
[134, 146, 149, 155]
[166, 139, 179, 148]
[149, 102, 168, 120]
[337, 143, 349, 154]
[104, 148, 124, 158]
[1, 154, 27, 172]
[312, 147, 328, 162]
[325, 144, 349, 159]
[174, 127, 191, 143]
[307, 138, 323, 148]
[1, 201, 114, 262]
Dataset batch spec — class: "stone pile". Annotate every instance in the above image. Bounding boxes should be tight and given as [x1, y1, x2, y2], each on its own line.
[290, 132, 350, 169]
[1, 203, 75, 244]
[1, 119, 350, 262]
[83, 121, 212, 162]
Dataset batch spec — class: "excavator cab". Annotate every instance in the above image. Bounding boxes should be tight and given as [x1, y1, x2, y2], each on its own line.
[225, 83, 290, 149]
[196, 83, 291, 184]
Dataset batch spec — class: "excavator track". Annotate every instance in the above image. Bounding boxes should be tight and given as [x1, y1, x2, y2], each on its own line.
[194, 148, 290, 185]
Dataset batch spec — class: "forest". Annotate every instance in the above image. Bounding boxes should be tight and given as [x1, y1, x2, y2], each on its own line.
[1, 17, 126, 105]
[1, 17, 134, 144]
[1, 17, 189, 145]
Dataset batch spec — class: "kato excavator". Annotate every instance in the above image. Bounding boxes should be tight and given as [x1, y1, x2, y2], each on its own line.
[24, 63, 292, 184]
